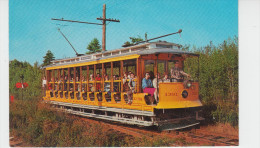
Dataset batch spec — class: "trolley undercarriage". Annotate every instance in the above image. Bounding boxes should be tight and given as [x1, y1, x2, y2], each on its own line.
[46, 100, 204, 131]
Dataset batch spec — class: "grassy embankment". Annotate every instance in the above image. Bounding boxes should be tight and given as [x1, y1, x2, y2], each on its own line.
[10, 97, 184, 147]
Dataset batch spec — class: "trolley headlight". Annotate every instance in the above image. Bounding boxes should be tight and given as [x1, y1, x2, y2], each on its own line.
[184, 80, 192, 88]
[182, 90, 188, 98]
[187, 82, 192, 88]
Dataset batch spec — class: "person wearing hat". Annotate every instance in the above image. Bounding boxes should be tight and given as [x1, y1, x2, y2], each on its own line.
[170, 60, 190, 82]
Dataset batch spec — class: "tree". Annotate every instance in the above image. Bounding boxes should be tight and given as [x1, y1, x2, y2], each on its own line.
[42, 50, 55, 67]
[9, 60, 42, 100]
[129, 36, 143, 44]
[86, 38, 101, 54]
[122, 35, 144, 47]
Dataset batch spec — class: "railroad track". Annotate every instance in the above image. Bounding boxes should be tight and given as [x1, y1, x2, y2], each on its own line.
[175, 131, 239, 146]
[76, 114, 238, 146]
[51, 106, 238, 146]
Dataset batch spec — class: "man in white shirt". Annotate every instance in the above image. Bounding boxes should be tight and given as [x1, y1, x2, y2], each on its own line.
[42, 76, 47, 96]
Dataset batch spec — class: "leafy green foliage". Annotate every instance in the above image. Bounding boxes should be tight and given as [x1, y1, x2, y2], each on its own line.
[86, 38, 102, 54]
[182, 37, 238, 125]
[9, 59, 42, 100]
[185, 37, 238, 103]
[42, 50, 55, 66]
[122, 36, 144, 47]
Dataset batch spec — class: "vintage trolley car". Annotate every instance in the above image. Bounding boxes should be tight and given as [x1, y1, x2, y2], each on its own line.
[43, 41, 204, 130]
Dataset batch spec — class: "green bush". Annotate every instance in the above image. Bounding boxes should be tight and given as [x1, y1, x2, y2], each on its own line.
[183, 37, 238, 126]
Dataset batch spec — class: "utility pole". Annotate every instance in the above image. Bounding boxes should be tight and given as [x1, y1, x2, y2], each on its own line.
[52, 4, 119, 52]
[102, 4, 106, 51]
[97, 4, 120, 51]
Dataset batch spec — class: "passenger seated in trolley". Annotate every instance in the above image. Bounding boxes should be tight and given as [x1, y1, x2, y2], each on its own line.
[104, 74, 111, 97]
[162, 73, 170, 82]
[123, 72, 130, 92]
[170, 60, 190, 82]
[89, 74, 94, 81]
[48, 78, 53, 90]
[48, 77, 54, 97]
[113, 75, 120, 92]
[142, 72, 156, 98]
[127, 72, 136, 104]
[54, 77, 58, 90]
[69, 77, 74, 91]
[89, 74, 94, 92]
[64, 75, 68, 91]
[127, 71, 132, 79]
[95, 73, 101, 92]
[123, 72, 128, 85]
[75, 76, 79, 91]
[81, 76, 86, 92]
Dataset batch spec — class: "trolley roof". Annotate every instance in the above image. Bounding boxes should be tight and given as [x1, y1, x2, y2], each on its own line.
[44, 41, 198, 69]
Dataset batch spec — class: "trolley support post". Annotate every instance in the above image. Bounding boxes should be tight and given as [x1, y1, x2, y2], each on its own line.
[102, 63, 104, 91]
[80, 66, 82, 92]
[136, 58, 140, 93]
[87, 66, 89, 91]
[62, 69, 64, 91]
[74, 67, 76, 92]
[120, 60, 124, 92]
[94, 64, 96, 91]
[111, 62, 113, 92]
[68, 68, 70, 91]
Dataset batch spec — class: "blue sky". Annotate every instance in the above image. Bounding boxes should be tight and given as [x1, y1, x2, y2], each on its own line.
[9, 0, 238, 64]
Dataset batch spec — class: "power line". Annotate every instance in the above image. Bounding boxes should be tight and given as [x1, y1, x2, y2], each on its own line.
[51, 4, 120, 52]
[51, 18, 102, 25]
